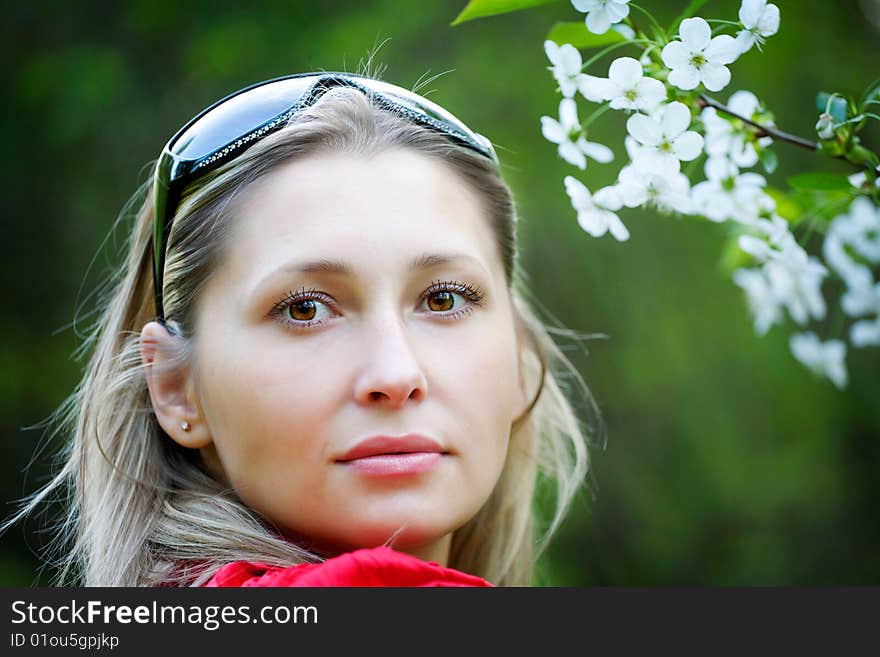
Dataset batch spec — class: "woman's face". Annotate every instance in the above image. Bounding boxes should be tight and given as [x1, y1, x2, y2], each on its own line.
[189, 148, 527, 563]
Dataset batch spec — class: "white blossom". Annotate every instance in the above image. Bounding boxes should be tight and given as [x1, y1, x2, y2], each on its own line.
[736, 0, 780, 54]
[571, 0, 632, 35]
[701, 90, 772, 168]
[739, 230, 828, 326]
[661, 17, 740, 92]
[564, 176, 630, 241]
[617, 161, 692, 214]
[851, 310, 880, 347]
[543, 40, 610, 103]
[544, 41, 584, 98]
[626, 101, 703, 171]
[830, 197, 880, 264]
[789, 332, 848, 389]
[580, 56, 667, 112]
[823, 198, 880, 325]
[750, 214, 792, 243]
[732, 267, 784, 335]
[541, 98, 614, 169]
[765, 255, 828, 326]
[691, 159, 772, 224]
[841, 276, 880, 319]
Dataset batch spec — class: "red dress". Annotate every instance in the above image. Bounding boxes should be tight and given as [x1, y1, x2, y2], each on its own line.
[203, 546, 493, 587]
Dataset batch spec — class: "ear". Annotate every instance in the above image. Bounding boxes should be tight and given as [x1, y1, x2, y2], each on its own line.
[140, 321, 213, 449]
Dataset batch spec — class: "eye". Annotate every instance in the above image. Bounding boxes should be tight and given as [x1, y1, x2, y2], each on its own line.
[420, 280, 485, 320]
[271, 288, 337, 332]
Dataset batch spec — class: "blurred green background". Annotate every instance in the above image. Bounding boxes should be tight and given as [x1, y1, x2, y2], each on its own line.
[2, 0, 878, 586]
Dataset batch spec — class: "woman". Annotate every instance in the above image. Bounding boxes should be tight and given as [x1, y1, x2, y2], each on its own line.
[8, 72, 598, 586]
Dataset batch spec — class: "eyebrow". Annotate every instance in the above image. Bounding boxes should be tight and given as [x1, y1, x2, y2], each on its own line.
[253, 251, 489, 291]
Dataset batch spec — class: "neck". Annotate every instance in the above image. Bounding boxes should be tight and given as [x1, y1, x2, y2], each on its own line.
[283, 531, 453, 567]
[390, 533, 452, 566]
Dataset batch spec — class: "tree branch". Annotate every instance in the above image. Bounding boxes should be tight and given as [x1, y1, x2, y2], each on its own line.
[698, 94, 820, 151]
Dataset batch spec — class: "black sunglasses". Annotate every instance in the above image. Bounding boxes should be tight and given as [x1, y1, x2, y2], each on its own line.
[151, 71, 499, 322]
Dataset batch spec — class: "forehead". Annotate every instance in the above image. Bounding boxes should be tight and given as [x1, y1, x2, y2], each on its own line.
[219, 148, 502, 284]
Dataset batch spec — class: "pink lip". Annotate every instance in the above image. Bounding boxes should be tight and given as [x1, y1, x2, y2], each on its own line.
[336, 434, 447, 476]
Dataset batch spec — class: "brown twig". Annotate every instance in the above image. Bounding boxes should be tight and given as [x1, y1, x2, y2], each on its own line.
[698, 94, 820, 151]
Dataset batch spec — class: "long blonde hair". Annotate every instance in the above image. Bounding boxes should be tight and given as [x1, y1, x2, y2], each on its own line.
[5, 81, 602, 586]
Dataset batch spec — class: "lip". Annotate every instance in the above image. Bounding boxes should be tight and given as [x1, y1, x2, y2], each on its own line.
[335, 434, 448, 476]
[336, 434, 446, 462]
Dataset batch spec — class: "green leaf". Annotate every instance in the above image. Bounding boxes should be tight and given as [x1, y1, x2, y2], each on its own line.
[759, 148, 778, 175]
[669, 0, 710, 35]
[546, 21, 627, 48]
[451, 0, 560, 25]
[815, 92, 848, 123]
[787, 172, 852, 192]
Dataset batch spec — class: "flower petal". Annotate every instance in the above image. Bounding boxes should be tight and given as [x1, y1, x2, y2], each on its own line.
[739, 0, 766, 29]
[585, 10, 612, 34]
[579, 74, 615, 102]
[577, 208, 607, 236]
[581, 139, 614, 163]
[672, 130, 704, 161]
[544, 40, 560, 64]
[559, 142, 587, 169]
[594, 185, 623, 211]
[679, 17, 711, 50]
[757, 4, 780, 36]
[626, 112, 662, 146]
[701, 63, 731, 92]
[609, 56, 643, 87]
[571, 0, 600, 11]
[661, 40, 690, 70]
[606, 210, 631, 241]
[559, 98, 580, 131]
[706, 34, 740, 65]
[605, 2, 631, 23]
[705, 156, 737, 181]
[564, 175, 592, 208]
[851, 319, 880, 347]
[634, 77, 667, 112]
[737, 172, 767, 189]
[728, 90, 759, 117]
[540, 116, 565, 144]
[735, 30, 755, 54]
[661, 101, 692, 138]
[667, 65, 701, 91]
[559, 43, 583, 73]
[739, 235, 772, 260]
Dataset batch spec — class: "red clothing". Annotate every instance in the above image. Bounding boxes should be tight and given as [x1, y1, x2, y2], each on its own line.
[204, 546, 493, 587]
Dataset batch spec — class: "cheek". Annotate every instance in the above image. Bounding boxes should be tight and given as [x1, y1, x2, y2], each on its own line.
[193, 330, 346, 494]
[453, 313, 520, 412]
[443, 313, 521, 470]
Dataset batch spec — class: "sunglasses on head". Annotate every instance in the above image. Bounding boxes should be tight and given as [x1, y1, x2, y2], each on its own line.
[151, 71, 499, 322]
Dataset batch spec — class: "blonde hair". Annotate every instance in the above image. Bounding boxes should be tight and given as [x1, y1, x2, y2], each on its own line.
[5, 82, 602, 586]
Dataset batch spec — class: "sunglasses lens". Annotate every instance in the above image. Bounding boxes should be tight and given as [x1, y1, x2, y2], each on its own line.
[169, 76, 318, 161]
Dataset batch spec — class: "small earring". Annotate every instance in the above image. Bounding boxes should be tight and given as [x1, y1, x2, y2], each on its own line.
[180, 420, 191, 432]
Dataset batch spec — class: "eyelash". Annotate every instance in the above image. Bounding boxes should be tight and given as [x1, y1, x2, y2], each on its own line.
[269, 280, 486, 333]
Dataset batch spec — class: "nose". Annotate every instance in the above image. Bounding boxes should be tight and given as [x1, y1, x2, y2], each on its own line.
[353, 313, 428, 409]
